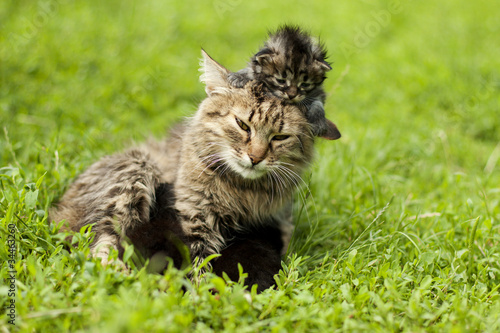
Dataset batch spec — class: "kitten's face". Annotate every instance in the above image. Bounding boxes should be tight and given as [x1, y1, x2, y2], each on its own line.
[253, 52, 327, 103]
[195, 84, 314, 181]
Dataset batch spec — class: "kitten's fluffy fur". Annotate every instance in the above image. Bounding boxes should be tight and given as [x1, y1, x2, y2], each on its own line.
[50, 50, 317, 291]
[228, 25, 341, 140]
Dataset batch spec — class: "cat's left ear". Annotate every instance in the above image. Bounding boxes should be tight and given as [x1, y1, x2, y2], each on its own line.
[315, 59, 332, 72]
[199, 49, 231, 96]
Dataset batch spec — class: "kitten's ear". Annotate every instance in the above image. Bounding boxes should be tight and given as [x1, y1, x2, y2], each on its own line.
[315, 59, 332, 72]
[199, 49, 230, 96]
[254, 48, 274, 66]
[320, 119, 341, 140]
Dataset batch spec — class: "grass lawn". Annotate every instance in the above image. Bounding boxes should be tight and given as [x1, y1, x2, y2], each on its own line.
[1, 0, 500, 331]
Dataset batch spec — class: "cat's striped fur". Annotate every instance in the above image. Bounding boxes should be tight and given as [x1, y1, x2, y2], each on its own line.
[50, 50, 316, 289]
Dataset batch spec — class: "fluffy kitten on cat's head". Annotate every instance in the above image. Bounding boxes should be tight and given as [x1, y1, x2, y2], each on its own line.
[229, 25, 341, 141]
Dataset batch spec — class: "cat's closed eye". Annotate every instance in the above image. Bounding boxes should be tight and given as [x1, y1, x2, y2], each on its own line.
[300, 82, 312, 89]
[275, 77, 286, 85]
[235, 117, 250, 132]
[272, 134, 290, 141]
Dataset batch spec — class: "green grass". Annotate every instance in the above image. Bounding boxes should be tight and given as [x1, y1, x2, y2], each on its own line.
[1, 0, 500, 331]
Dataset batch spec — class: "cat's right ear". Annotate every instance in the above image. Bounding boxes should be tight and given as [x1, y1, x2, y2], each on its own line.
[199, 49, 230, 96]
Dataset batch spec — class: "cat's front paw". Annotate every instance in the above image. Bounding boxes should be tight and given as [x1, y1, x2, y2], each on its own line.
[188, 243, 218, 272]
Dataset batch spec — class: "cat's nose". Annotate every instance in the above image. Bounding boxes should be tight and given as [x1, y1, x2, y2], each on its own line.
[248, 143, 268, 166]
[286, 88, 297, 99]
[248, 154, 264, 166]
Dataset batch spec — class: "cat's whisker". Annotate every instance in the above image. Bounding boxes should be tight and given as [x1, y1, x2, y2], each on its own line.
[274, 167, 301, 199]
[270, 168, 287, 204]
[197, 156, 223, 178]
[194, 154, 218, 169]
[194, 153, 219, 168]
[277, 161, 296, 168]
[206, 142, 230, 149]
[192, 150, 219, 167]
[301, 96, 316, 103]
[272, 173, 283, 204]
[275, 166, 312, 224]
[212, 152, 235, 178]
[276, 167, 300, 189]
[194, 150, 232, 178]
[277, 165, 319, 224]
[214, 161, 231, 176]
[275, 165, 316, 229]
[192, 143, 232, 176]
[266, 173, 275, 205]
[277, 165, 304, 186]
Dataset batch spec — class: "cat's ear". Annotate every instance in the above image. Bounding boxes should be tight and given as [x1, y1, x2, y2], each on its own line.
[315, 59, 332, 72]
[320, 119, 341, 140]
[199, 49, 230, 96]
[253, 48, 274, 74]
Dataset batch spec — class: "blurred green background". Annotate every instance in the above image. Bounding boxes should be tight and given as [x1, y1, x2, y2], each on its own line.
[1, 0, 499, 331]
[1, 0, 499, 167]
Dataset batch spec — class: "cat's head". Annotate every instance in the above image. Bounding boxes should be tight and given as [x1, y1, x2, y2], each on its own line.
[251, 25, 331, 103]
[194, 49, 314, 182]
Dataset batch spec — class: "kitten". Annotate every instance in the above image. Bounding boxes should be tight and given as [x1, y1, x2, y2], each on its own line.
[50, 50, 319, 291]
[228, 25, 341, 140]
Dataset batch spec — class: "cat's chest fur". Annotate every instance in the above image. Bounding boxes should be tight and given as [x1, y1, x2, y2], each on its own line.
[177, 170, 281, 222]
[176, 137, 286, 227]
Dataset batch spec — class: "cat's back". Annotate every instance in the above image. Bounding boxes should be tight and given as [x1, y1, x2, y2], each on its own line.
[49, 124, 186, 231]
[140, 122, 186, 184]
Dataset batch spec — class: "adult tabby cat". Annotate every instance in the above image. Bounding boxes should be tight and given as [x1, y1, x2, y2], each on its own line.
[228, 25, 341, 140]
[50, 50, 320, 291]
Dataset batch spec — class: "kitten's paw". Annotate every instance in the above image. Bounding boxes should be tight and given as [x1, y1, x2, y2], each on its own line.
[228, 72, 251, 88]
[305, 101, 341, 140]
[306, 100, 325, 119]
